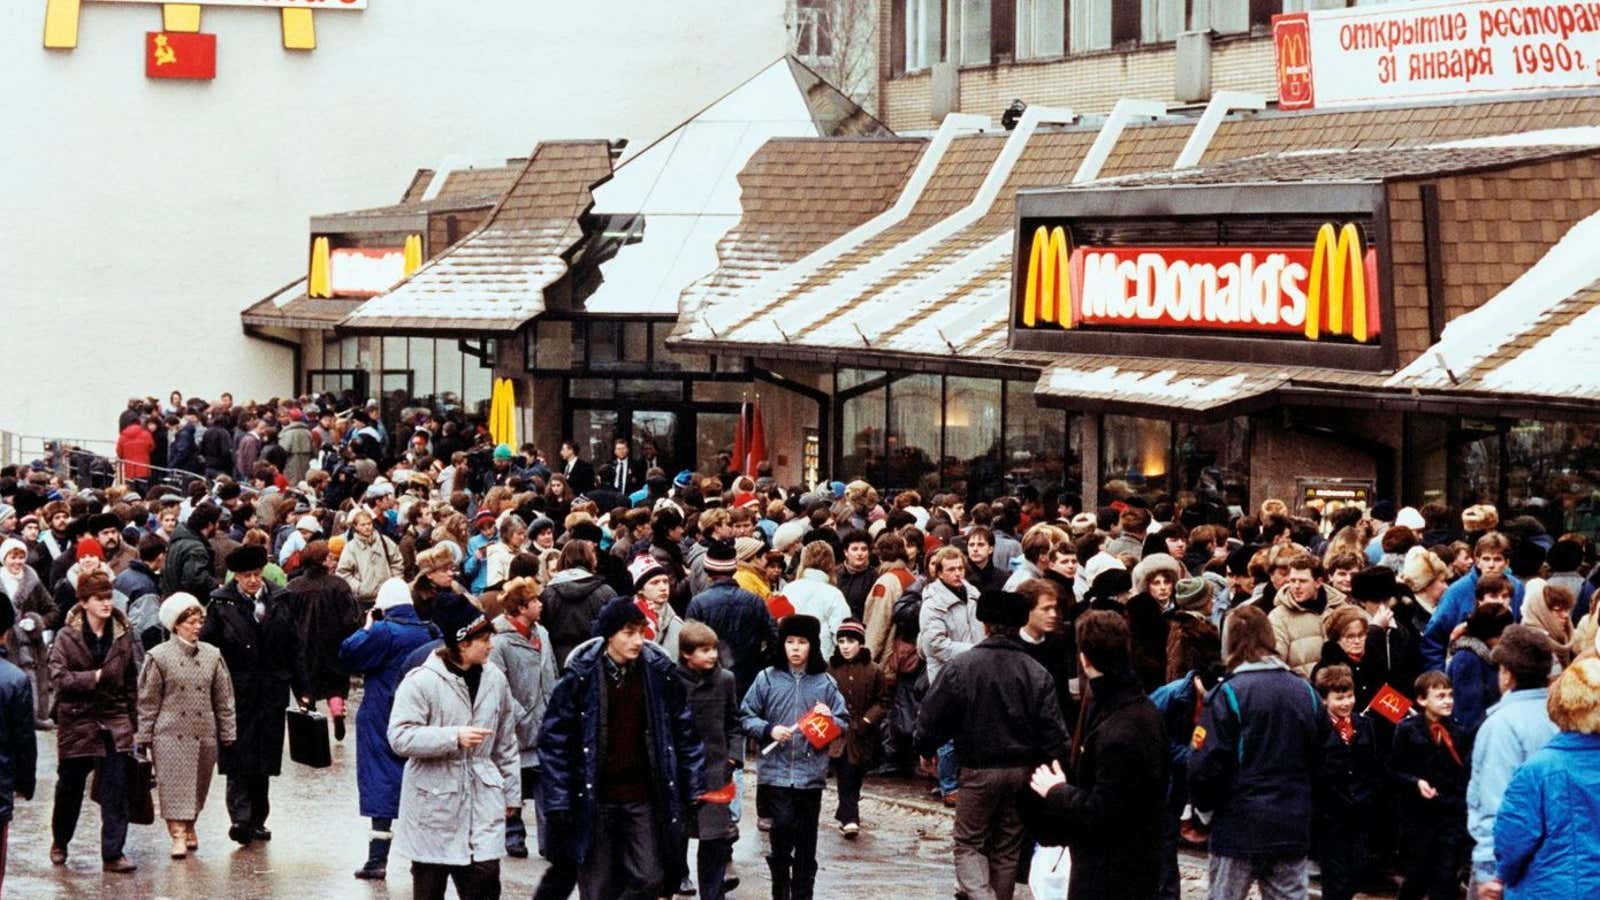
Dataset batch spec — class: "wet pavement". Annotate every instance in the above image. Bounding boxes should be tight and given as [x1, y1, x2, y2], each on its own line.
[7, 690, 1212, 899]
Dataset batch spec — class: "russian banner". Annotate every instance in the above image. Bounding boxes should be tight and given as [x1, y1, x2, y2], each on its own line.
[146, 31, 217, 80]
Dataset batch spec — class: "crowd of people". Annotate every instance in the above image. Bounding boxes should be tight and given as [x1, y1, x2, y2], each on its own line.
[0, 389, 1597, 900]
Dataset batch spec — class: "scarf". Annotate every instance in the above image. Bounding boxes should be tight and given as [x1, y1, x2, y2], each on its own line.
[508, 615, 541, 651]
[1429, 721, 1463, 767]
[1332, 714, 1354, 744]
[1522, 578, 1573, 650]
[635, 597, 659, 641]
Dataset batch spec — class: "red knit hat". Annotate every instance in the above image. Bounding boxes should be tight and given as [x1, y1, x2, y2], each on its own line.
[75, 536, 105, 560]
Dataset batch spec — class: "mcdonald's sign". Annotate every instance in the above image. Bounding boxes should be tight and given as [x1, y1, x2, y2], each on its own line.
[1015, 222, 1380, 344]
[1273, 12, 1315, 111]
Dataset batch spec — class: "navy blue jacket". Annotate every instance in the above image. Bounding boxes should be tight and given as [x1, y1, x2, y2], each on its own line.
[337, 605, 439, 819]
[1188, 658, 1326, 859]
[685, 579, 778, 697]
[1313, 711, 1381, 825]
[537, 639, 706, 865]
[0, 653, 36, 823]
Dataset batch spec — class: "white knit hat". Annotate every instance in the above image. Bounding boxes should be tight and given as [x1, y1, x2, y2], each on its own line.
[159, 593, 204, 631]
[0, 537, 26, 563]
[374, 576, 413, 612]
[295, 515, 323, 534]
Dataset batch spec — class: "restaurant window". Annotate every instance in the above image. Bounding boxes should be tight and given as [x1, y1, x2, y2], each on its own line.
[840, 385, 886, 484]
[1102, 414, 1172, 504]
[434, 338, 464, 407]
[888, 373, 941, 493]
[943, 376, 1002, 497]
[960, 0, 992, 65]
[698, 412, 741, 476]
[1176, 417, 1251, 520]
[1452, 420, 1502, 510]
[381, 336, 407, 373]
[1506, 421, 1600, 539]
[1016, 0, 1064, 59]
[409, 338, 436, 399]
[615, 379, 683, 402]
[906, 0, 942, 71]
[1004, 381, 1072, 494]
[527, 320, 575, 371]
[463, 351, 493, 416]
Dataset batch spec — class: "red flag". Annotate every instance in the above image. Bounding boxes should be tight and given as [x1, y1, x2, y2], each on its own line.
[744, 402, 767, 477]
[146, 32, 216, 80]
[1366, 683, 1413, 725]
[696, 781, 737, 805]
[766, 594, 795, 621]
[797, 710, 841, 750]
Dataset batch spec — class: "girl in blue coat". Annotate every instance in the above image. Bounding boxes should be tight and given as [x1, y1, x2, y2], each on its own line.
[740, 614, 848, 900]
[336, 577, 439, 880]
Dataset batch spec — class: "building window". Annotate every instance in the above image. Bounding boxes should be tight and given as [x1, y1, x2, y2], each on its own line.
[1017, 0, 1064, 59]
[960, 0, 992, 65]
[1004, 381, 1072, 494]
[1141, 0, 1187, 44]
[1176, 417, 1251, 516]
[888, 373, 941, 493]
[944, 376, 1002, 495]
[1101, 414, 1172, 504]
[906, 0, 941, 71]
[796, 0, 833, 58]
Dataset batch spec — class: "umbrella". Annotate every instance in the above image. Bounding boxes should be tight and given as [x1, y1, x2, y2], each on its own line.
[744, 400, 767, 477]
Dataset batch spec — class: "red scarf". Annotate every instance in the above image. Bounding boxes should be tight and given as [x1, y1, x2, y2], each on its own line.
[1429, 721, 1463, 767]
[508, 616, 540, 651]
[635, 597, 659, 641]
[1332, 714, 1354, 744]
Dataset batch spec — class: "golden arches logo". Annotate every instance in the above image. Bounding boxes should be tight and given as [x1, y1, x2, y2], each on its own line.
[1022, 225, 1073, 329]
[1305, 222, 1368, 342]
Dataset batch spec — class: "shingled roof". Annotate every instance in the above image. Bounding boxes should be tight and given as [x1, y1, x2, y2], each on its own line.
[340, 141, 613, 335]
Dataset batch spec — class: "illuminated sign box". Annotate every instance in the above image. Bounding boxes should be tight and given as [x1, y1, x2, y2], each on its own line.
[329, 247, 406, 297]
[1010, 182, 1396, 372]
[91, 0, 367, 8]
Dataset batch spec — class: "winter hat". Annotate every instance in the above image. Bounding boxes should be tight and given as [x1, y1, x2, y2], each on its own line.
[1087, 568, 1133, 602]
[474, 509, 498, 528]
[415, 544, 455, 577]
[1225, 546, 1255, 578]
[594, 595, 648, 640]
[628, 556, 671, 594]
[434, 592, 492, 647]
[836, 618, 866, 643]
[1394, 506, 1426, 531]
[1172, 577, 1213, 613]
[777, 613, 828, 673]
[1399, 546, 1449, 593]
[772, 517, 809, 553]
[75, 569, 113, 601]
[0, 505, 14, 527]
[1462, 504, 1498, 532]
[375, 576, 413, 612]
[734, 536, 765, 564]
[225, 544, 269, 573]
[158, 593, 204, 631]
[570, 521, 605, 545]
[295, 515, 323, 535]
[0, 537, 26, 562]
[830, 481, 847, 500]
[86, 512, 121, 535]
[1547, 539, 1585, 573]
[1131, 553, 1182, 595]
[704, 539, 738, 575]
[673, 470, 694, 489]
[733, 492, 759, 511]
[493, 444, 514, 461]
[1370, 500, 1396, 523]
[1349, 567, 1399, 605]
[653, 497, 684, 519]
[1068, 512, 1097, 537]
[528, 516, 556, 538]
[74, 535, 105, 560]
[976, 590, 1030, 628]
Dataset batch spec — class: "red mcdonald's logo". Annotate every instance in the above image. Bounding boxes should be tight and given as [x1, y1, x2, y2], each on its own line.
[1273, 12, 1315, 110]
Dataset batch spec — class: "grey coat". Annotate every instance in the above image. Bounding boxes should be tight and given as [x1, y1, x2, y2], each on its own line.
[388, 651, 521, 866]
[918, 577, 982, 686]
[487, 617, 557, 769]
[135, 636, 237, 820]
[680, 664, 740, 842]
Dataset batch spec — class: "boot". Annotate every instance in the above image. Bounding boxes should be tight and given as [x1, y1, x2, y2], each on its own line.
[766, 855, 790, 900]
[354, 829, 391, 880]
[184, 821, 199, 850]
[168, 820, 189, 859]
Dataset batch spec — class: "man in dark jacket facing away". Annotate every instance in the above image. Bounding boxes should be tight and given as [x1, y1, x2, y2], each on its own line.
[915, 589, 1068, 900]
[536, 597, 706, 900]
[1026, 609, 1167, 900]
[685, 540, 778, 698]
[0, 593, 36, 888]
[1189, 605, 1328, 900]
[162, 502, 220, 600]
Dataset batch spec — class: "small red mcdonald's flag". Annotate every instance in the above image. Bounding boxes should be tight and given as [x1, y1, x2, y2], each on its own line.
[797, 710, 842, 750]
[1366, 683, 1414, 725]
[696, 781, 737, 805]
[767, 594, 795, 621]
[146, 32, 217, 81]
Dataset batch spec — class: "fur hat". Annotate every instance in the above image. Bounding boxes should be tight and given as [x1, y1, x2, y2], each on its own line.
[75, 569, 113, 601]
[1087, 567, 1133, 602]
[776, 614, 828, 674]
[415, 544, 455, 577]
[225, 544, 269, 573]
[594, 596, 647, 640]
[375, 577, 413, 612]
[1172, 576, 1213, 612]
[86, 512, 121, 535]
[1547, 658, 1600, 734]
[628, 556, 671, 594]
[1462, 504, 1498, 532]
[434, 592, 491, 647]
[1399, 546, 1449, 593]
[1068, 512, 1097, 537]
[976, 590, 1030, 627]
[159, 593, 204, 631]
[1131, 553, 1182, 595]
[1349, 567, 1400, 604]
[703, 539, 737, 575]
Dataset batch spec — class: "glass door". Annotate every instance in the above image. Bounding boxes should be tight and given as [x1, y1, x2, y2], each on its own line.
[631, 410, 680, 474]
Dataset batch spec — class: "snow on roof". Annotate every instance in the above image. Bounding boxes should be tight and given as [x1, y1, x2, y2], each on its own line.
[1478, 294, 1600, 400]
[1039, 363, 1284, 413]
[1389, 208, 1600, 390]
[1434, 126, 1600, 149]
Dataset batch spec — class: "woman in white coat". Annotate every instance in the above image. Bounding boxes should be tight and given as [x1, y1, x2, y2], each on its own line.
[387, 593, 521, 899]
[781, 541, 852, 653]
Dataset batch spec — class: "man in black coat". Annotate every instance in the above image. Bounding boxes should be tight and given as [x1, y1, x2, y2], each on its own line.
[557, 440, 597, 495]
[599, 438, 645, 496]
[202, 545, 309, 846]
[1026, 610, 1167, 900]
[915, 590, 1068, 900]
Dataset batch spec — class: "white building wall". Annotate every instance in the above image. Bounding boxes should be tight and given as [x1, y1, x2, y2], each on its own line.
[1, 0, 786, 443]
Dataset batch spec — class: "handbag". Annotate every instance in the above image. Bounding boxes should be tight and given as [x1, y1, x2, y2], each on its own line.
[286, 707, 332, 769]
[90, 754, 155, 826]
[1028, 844, 1072, 900]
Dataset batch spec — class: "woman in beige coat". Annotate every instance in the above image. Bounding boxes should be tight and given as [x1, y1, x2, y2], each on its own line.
[135, 593, 237, 858]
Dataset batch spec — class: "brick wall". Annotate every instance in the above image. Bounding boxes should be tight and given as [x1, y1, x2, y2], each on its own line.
[1387, 155, 1600, 367]
[880, 34, 1278, 131]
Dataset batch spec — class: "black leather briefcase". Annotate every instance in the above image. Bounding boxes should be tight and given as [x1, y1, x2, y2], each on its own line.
[286, 707, 332, 769]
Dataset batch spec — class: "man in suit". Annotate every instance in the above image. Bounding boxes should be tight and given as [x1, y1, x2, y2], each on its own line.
[600, 438, 643, 495]
[558, 440, 597, 495]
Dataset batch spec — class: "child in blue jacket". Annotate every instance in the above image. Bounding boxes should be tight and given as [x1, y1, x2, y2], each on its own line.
[739, 614, 849, 900]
